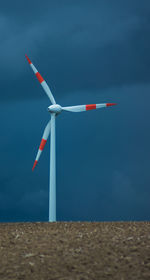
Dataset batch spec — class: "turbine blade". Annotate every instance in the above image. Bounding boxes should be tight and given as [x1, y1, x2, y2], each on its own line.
[32, 120, 51, 171]
[62, 103, 117, 112]
[25, 55, 56, 105]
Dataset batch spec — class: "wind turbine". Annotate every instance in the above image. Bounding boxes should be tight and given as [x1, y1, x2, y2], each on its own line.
[25, 55, 116, 222]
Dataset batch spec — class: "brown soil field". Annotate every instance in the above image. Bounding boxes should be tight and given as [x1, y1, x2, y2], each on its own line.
[0, 222, 150, 279]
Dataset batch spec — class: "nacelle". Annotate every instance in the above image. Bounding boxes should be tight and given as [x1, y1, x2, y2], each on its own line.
[48, 104, 62, 114]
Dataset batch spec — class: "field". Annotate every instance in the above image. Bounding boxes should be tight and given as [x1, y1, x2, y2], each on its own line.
[0, 222, 150, 279]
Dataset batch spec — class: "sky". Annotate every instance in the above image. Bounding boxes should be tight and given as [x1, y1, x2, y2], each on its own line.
[0, 0, 150, 222]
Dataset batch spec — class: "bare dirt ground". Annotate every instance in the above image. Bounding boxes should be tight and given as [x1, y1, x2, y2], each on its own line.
[0, 222, 150, 279]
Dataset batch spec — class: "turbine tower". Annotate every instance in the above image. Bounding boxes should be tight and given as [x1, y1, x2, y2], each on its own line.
[25, 55, 116, 222]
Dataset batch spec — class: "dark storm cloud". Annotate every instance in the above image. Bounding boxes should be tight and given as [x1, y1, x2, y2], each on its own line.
[0, 0, 150, 101]
[1, 1, 150, 222]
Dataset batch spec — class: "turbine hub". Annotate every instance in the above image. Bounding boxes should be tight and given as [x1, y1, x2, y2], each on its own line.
[48, 104, 62, 114]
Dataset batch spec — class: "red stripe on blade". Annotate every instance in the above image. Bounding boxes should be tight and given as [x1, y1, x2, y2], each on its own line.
[106, 103, 117, 107]
[32, 160, 38, 171]
[86, 104, 96, 111]
[25, 54, 31, 64]
[39, 139, 47, 151]
[35, 72, 44, 83]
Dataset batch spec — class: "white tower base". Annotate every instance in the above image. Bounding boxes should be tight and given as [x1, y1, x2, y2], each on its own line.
[49, 113, 56, 222]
